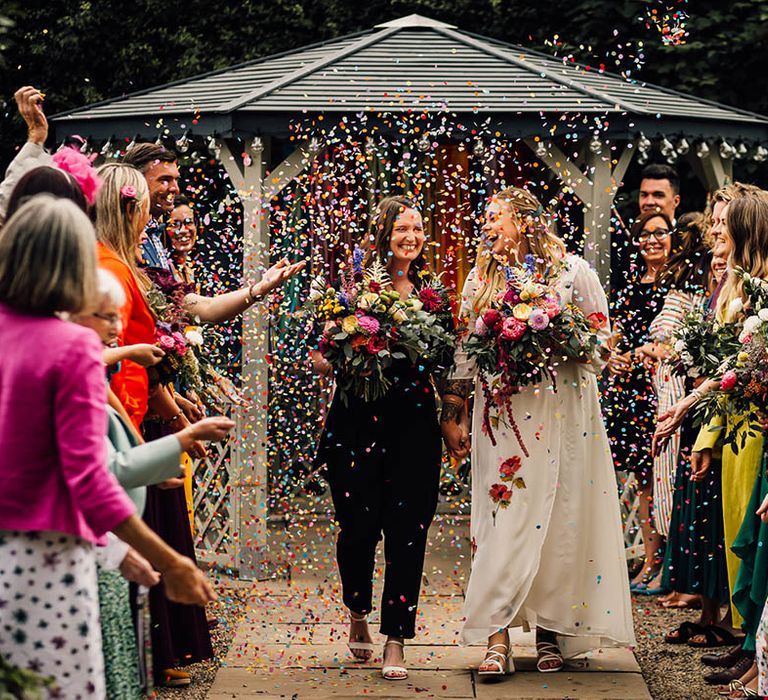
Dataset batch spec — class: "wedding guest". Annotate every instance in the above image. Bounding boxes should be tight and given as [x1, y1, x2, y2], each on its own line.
[0, 195, 215, 698]
[312, 197, 454, 680]
[0, 86, 100, 223]
[639, 163, 681, 223]
[73, 268, 234, 698]
[165, 194, 199, 286]
[602, 210, 672, 591]
[442, 187, 635, 676]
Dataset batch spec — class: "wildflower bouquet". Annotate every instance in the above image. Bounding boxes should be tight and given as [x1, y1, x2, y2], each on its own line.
[309, 252, 455, 404]
[695, 270, 768, 451]
[670, 311, 740, 381]
[464, 255, 606, 455]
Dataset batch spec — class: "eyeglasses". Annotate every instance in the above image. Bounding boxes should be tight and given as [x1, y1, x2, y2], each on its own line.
[92, 312, 121, 325]
[167, 218, 196, 232]
[635, 229, 671, 243]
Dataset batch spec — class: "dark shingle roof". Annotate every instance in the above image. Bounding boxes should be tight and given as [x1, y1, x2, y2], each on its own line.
[52, 14, 768, 131]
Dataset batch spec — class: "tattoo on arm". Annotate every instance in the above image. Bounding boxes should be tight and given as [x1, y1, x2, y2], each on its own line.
[441, 399, 464, 424]
[440, 379, 471, 400]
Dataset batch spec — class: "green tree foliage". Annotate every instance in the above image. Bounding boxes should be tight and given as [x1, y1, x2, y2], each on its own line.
[1, 0, 767, 162]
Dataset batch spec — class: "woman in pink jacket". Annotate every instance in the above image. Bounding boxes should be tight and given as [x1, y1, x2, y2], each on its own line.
[0, 195, 216, 699]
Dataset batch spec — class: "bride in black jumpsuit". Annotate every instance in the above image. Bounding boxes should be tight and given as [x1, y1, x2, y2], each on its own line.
[313, 196, 454, 680]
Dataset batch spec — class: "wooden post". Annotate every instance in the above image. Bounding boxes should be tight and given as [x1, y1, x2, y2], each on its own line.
[688, 148, 733, 190]
[217, 138, 320, 578]
[525, 137, 635, 288]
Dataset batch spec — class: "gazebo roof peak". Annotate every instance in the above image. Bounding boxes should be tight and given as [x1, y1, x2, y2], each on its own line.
[375, 14, 456, 29]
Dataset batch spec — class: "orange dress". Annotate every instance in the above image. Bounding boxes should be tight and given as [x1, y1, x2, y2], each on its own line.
[98, 243, 156, 430]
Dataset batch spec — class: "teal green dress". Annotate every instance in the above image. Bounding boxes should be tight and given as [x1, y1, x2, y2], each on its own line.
[731, 449, 768, 652]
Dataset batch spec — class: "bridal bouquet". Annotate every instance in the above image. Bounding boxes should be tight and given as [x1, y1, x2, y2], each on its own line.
[695, 270, 768, 451]
[309, 252, 455, 404]
[464, 255, 606, 454]
[670, 311, 741, 381]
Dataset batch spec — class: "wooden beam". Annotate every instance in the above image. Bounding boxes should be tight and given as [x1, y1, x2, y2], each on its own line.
[524, 138, 593, 203]
[262, 140, 322, 202]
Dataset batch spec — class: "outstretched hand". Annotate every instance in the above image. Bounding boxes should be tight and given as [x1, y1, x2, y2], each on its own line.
[652, 394, 696, 457]
[14, 86, 48, 145]
[256, 258, 307, 296]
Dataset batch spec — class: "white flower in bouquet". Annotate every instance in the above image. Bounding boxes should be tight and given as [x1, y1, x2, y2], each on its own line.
[743, 315, 763, 335]
[390, 306, 408, 323]
[758, 308, 768, 322]
[729, 298, 744, 315]
[409, 298, 424, 312]
[688, 367, 701, 379]
[357, 292, 379, 310]
[681, 350, 694, 366]
[309, 276, 326, 303]
[674, 339, 686, 353]
[185, 329, 204, 346]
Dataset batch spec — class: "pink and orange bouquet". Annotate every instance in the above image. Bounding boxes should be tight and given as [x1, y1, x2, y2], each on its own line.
[465, 256, 605, 454]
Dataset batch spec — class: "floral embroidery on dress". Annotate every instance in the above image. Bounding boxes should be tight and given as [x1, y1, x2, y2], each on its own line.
[489, 455, 526, 523]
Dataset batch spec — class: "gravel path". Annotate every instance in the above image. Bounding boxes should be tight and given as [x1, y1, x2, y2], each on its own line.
[156, 584, 729, 699]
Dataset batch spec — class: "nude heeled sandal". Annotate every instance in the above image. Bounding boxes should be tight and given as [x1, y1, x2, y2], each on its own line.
[382, 639, 408, 680]
[347, 612, 374, 661]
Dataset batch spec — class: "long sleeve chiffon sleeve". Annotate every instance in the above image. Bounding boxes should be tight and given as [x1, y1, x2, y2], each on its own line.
[570, 256, 612, 375]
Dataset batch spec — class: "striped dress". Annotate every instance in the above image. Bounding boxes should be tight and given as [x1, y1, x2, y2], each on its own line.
[648, 289, 706, 537]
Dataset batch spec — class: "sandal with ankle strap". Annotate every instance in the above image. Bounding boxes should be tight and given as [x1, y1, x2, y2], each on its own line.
[381, 639, 407, 680]
[347, 612, 374, 662]
[536, 640, 564, 673]
[478, 643, 514, 677]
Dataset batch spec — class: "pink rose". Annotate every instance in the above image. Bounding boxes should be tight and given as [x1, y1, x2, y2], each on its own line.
[482, 309, 501, 329]
[120, 185, 137, 199]
[544, 296, 561, 319]
[503, 288, 520, 305]
[158, 334, 175, 350]
[172, 331, 187, 355]
[500, 317, 527, 341]
[720, 370, 737, 391]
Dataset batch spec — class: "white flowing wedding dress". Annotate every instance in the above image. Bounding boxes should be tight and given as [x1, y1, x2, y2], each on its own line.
[453, 254, 636, 655]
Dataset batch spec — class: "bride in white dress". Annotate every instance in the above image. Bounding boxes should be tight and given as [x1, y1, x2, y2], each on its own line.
[440, 187, 635, 676]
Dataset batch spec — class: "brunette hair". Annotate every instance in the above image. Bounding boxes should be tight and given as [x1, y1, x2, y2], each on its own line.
[656, 212, 710, 291]
[0, 195, 97, 315]
[122, 142, 177, 173]
[363, 196, 427, 284]
[4, 166, 88, 222]
[640, 163, 680, 195]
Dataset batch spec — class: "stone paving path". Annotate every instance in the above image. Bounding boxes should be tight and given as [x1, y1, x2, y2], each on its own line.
[207, 515, 651, 699]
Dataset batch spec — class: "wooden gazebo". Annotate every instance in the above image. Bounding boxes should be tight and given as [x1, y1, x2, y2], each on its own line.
[53, 13, 768, 576]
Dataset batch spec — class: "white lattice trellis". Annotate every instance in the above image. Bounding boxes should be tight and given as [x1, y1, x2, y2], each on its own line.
[192, 405, 239, 569]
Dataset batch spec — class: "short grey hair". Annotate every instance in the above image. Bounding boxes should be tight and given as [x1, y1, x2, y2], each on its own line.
[0, 195, 97, 315]
[96, 268, 127, 308]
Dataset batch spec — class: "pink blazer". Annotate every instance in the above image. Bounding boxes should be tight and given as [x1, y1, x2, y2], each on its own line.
[0, 303, 135, 543]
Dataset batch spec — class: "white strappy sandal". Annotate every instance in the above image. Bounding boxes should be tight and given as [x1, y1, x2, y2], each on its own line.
[536, 640, 564, 673]
[347, 612, 374, 662]
[478, 643, 515, 677]
[381, 639, 408, 680]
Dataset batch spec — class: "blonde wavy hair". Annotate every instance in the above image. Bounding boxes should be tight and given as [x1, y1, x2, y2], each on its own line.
[716, 187, 768, 323]
[473, 187, 566, 312]
[94, 163, 151, 292]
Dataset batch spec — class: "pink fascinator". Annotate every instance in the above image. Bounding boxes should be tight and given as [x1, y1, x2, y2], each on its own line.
[52, 147, 102, 205]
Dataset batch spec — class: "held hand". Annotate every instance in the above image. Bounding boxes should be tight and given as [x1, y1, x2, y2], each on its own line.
[757, 493, 768, 524]
[161, 556, 217, 606]
[14, 86, 48, 145]
[690, 449, 711, 482]
[652, 395, 697, 456]
[442, 419, 470, 461]
[128, 343, 165, 367]
[256, 258, 307, 296]
[188, 416, 235, 442]
[175, 393, 204, 423]
[119, 548, 161, 587]
[606, 350, 632, 376]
